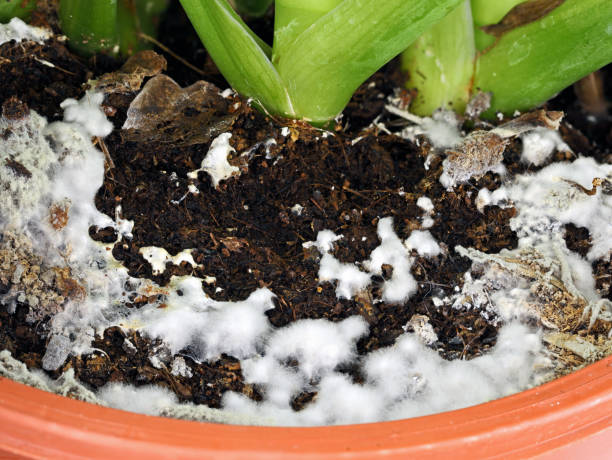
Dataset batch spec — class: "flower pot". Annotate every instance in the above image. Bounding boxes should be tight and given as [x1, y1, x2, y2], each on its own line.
[1, 355, 610, 459]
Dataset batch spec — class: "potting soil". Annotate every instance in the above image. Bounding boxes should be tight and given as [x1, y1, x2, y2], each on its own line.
[0, 11, 611, 426]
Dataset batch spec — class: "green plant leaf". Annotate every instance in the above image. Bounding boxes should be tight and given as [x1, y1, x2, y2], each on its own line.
[179, 0, 294, 118]
[272, 0, 342, 64]
[59, 0, 119, 55]
[0, 0, 36, 22]
[402, 0, 475, 115]
[276, 0, 464, 124]
[475, 0, 612, 116]
[470, 0, 524, 50]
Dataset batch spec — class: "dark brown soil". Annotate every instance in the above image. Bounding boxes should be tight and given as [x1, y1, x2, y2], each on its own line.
[0, 10, 611, 411]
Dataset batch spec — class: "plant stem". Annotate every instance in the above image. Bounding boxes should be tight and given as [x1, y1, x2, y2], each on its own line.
[117, 0, 169, 57]
[470, 0, 523, 50]
[181, 0, 462, 124]
[59, 0, 169, 57]
[474, 0, 612, 117]
[59, 0, 119, 56]
[0, 0, 36, 22]
[179, 0, 294, 118]
[276, 0, 464, 124]
[402, 0, 475, 115]
[573, 71, 608, 117]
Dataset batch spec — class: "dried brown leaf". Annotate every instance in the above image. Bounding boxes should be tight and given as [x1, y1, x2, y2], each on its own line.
[465, 91, 492, 120]
[445, 130, 510, 179]
[482, 0, 565, 38]
[121, 74, 237, 146]
[49, 201, 69, 230]
[2, 96, 29, 120]
[95, 50, 167, 94]
[220, 237, 249, 252]
[493, 109, 564, 138]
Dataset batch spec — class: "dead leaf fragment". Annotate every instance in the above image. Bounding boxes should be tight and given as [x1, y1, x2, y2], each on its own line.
[464, 91, 492, 120]
[53, 267, 86, 303]
[560, 177, 606, 196]
[354, 289, 379, 324]
[220, 237, 249, 252]
[95, 50, 167, 94]
[492, 109, 564, 138]
[2, 96, 29, 120]
[121, 74, 237, 146]
[444, 130, 509, 181]
[49, 201, 70, 230]
[482, 0, 565, 38]
[543, 332, 599, 360]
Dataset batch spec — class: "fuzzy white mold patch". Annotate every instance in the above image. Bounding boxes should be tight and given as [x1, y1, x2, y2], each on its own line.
[222, 321, 545, 426]
[416, 196, 434, 213]
[139, 247, 201, 275]
[306, 217, 440, 304]
[450, 156, 612, 333]
[0, 92, 115, 261]
[290, 203, 304, 216]
[455, 241, 589, 323]
[520, 128, 570, 166]
[405, 230, 441, 258]
[187, 132, 239, 187]
[386, 105, 462, 149]
[365, 218, 417, 303]
[2, 349, 259, 424]
[0, 110, 59, 224]
[1, 350, 98, 403]
[404, 315, 438, 345]
[503, 157, 612, 261]
[0, 94, 146, 371]
[170, 356, 193, 378]
[0, 17, 51, 45]
[114, 205, 134, 240]
[122, 276, 276, 361]
[60, 91, 114, 138]
[476, 187, 509, 213]
[386, 103, 566, 190]
[1, 92, 601, 427]
[416, 196, 435, 228]
[455, 157, 612, 333]
[304, 231, 370, 299]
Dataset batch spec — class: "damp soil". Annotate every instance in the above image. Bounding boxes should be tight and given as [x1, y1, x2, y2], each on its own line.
[1, 12, 611, 412]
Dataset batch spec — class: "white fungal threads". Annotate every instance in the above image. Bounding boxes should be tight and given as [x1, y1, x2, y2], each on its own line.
[60, 91, 113, 138]
[305, 217, 441, 305]
[187, 133, 239, 187]
[139, 247, 200, 275]
[0, 17, 51, 45]
[2, 82, 609, 426]
[366, 218, 417, 303]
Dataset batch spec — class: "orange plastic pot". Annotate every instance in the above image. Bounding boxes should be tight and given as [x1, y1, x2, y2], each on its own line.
[1, 355, 611, 459]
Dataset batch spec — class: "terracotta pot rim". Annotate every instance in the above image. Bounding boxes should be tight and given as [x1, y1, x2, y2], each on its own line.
[1, 355, 611, 459]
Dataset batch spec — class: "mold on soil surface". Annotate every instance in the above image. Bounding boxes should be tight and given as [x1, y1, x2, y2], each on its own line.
[1, 10, 611, 417]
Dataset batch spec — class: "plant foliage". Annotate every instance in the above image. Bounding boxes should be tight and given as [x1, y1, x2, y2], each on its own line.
[403, 0, 612, 116]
